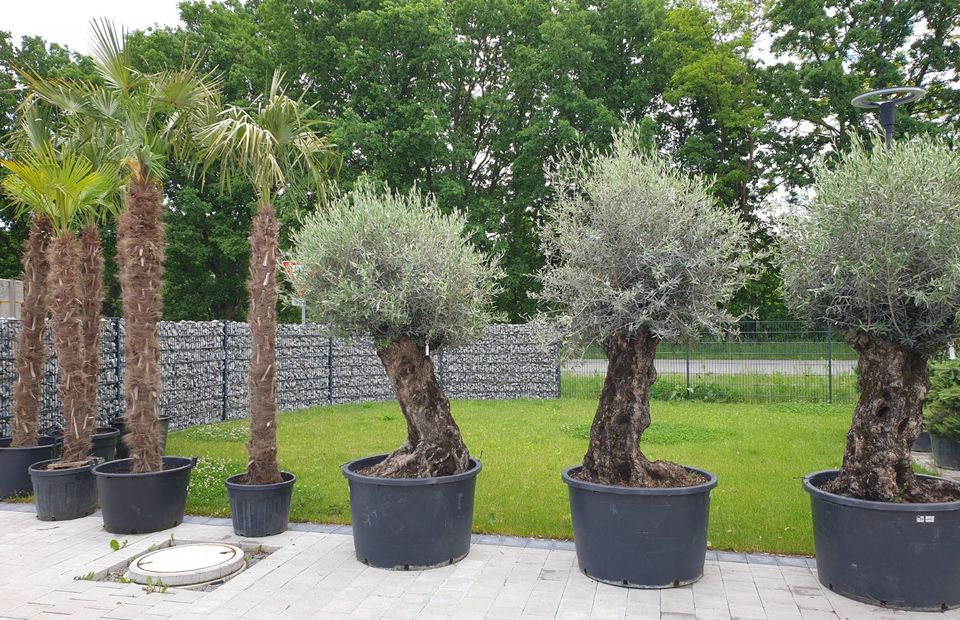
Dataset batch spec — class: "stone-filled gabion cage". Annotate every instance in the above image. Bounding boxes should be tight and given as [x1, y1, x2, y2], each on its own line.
[0, 320, 560, 434]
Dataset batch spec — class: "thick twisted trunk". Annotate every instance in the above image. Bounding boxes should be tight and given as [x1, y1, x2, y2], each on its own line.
[49, 232, 92, 464]
[11, 216, 51, 447]
[363, 337, 469, 478]
[826, 331, 960, 502]
[245, 203, 282, 485]
[117, 179, 165, 473]
[580, 329, 693, 487]
[79, 223, 103, 436]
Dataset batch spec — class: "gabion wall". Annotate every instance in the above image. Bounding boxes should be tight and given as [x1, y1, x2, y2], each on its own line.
[0, 319, 560, 434]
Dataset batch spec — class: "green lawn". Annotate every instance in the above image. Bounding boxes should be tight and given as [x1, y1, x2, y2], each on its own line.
[168, 399, 854, 556]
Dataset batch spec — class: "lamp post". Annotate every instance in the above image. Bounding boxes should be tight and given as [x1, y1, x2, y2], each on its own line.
[851, 86, 926, 150]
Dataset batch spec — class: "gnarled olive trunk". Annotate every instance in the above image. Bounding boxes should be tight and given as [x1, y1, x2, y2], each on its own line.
[580, 329, 690, 487]
[11, 216, 51, 447]
[117, 179, 165, 473]
[49, 232, 92, 464]
[826, 330, 959, 502]
[79, 223, 103, 437]
[245, 203, 283, 485]
[364, 337, 469, 478]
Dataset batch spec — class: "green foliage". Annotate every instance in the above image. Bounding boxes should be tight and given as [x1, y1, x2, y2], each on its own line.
[291, 180, 503, 350]
[926, 360, 960, 441]
[537, 124, 754, 350]
[781, 135, 960, 353]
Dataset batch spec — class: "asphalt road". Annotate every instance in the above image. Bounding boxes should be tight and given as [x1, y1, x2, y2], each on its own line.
[563, 358, 857, 376]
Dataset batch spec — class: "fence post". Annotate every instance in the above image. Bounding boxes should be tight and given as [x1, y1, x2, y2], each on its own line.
[326, 335, 334, 405]
[685, 341, 691, 393]
[826, 324, 833, 404]
[220, 321, 229, 421]
[113, 318, 122, 419]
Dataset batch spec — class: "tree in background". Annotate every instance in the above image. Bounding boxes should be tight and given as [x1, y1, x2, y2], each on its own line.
[781, 136, 960, 502]
[291, 181, 502, 477]
[537, 126, 753, 486]
[196, 71, 335, 485]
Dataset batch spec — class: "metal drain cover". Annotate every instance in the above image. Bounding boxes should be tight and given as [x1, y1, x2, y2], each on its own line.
[126, 543, 245, 586]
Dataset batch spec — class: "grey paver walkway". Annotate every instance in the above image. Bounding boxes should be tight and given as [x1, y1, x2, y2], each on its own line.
[0, 503, 952, 619]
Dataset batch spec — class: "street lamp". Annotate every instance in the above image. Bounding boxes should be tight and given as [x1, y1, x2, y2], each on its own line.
[851, 86, 926, 149]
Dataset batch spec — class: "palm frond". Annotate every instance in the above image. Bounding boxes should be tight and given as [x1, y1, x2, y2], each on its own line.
[89, 18, 133, 92]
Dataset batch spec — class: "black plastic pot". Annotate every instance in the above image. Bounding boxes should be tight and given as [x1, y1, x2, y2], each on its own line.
[562, 465, 717, 588]
[0, 437, 59, 498]
[93, 456, 196, 534]
[932, 434, 960, 470]
[225, 472, 296, 537]
[912, 430, 932, 453]
[110, 417, 171, 461]
[29, 458, 99, 521]
[343, 454, 481, 569]
[804, 469, 960, 611]
[91, 427, 121, 462]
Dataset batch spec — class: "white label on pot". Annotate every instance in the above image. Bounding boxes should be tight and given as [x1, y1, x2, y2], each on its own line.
[915, 515, 935, 523]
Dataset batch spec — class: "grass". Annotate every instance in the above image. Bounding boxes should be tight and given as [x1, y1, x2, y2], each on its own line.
[168, 399, 855, 556]
[562, 372, 859, 404]
[582, 341, 857, 361]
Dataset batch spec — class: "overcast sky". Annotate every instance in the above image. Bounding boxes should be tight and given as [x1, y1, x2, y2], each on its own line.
[4, 0, 185, 54]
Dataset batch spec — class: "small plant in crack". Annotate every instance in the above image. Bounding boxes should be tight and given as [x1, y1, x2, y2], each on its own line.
[109, 539, 128, 552]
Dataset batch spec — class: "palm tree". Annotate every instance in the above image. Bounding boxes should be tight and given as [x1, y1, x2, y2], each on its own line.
[196, 71, 334, 485]
[1, 145, 119, 465]
[22, 20, 219, 472]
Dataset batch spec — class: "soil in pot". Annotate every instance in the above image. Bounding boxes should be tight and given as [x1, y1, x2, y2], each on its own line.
[93, 456, 196, 534]
[0, 437, 59, 498]
[111, 417, 170, 460]
[225, 472, 296, 537]
[343, 454, 481, 570]
[932, 434, 960, 470]
[29, 458, 99, 521]
[563, 464, 717, 588]
[804, 470, 960, 610]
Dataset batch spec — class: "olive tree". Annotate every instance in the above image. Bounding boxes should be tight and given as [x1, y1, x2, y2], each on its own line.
[537, 126, 753, 487]
[781, 135, 960, 503]
[290, 181, 502, 478]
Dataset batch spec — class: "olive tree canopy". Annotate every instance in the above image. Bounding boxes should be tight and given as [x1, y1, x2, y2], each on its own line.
[781, 135, 960, 356]
[291, 180, 502, 351]
[537, 125, 753, 352]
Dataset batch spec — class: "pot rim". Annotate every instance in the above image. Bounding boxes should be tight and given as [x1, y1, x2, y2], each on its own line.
[0, 436, 58, 451]
[342, 453, 482, 486]
[93, 427, 120, 439]
[803, 469, 960, 512]
[561, 464, 718, 496]
[225, 471, 297, 491]
[29, 457, 101, 476]
[93, 456, 197, 479]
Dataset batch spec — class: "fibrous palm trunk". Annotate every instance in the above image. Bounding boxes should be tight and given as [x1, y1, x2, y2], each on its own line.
[826, 330, 960, 502]
[245, 203, 283, 485]
[11, 216, 51, 447]
[79, 223, 104, 437]
[117, 179, 165, 473]
[49, 232, 92, 464]
[580, 329, 692, 487]
[364, 337, 469, 478]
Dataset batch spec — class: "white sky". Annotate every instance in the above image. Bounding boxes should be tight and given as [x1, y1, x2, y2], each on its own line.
[4, 0, 186, 54]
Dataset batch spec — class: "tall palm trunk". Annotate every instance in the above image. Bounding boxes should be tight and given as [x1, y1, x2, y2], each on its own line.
[117, 178, 165, 473]
[49, 232, 91, 463]
[11, 216, 52, 447]
[79, 223, 104, 435]
[245, 202, 282, 485]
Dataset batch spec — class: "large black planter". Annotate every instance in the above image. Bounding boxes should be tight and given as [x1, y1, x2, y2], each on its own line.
[110, 417, 171, 461]
[343, 454, 481, 569]
[804, 469, 960, 610]
[0, 437, 58, 498]
[562, 465, 717, 588]
[912, 430, 932, 453]
[225, 472, 296, 537]
[931, 434, 960, 470]
[91, 427, 121, 462]
[93, 456, 196, 534]
[29, 458, 99, 521]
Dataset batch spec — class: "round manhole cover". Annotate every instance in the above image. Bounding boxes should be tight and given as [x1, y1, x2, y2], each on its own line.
[126, 543, 246, 586]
